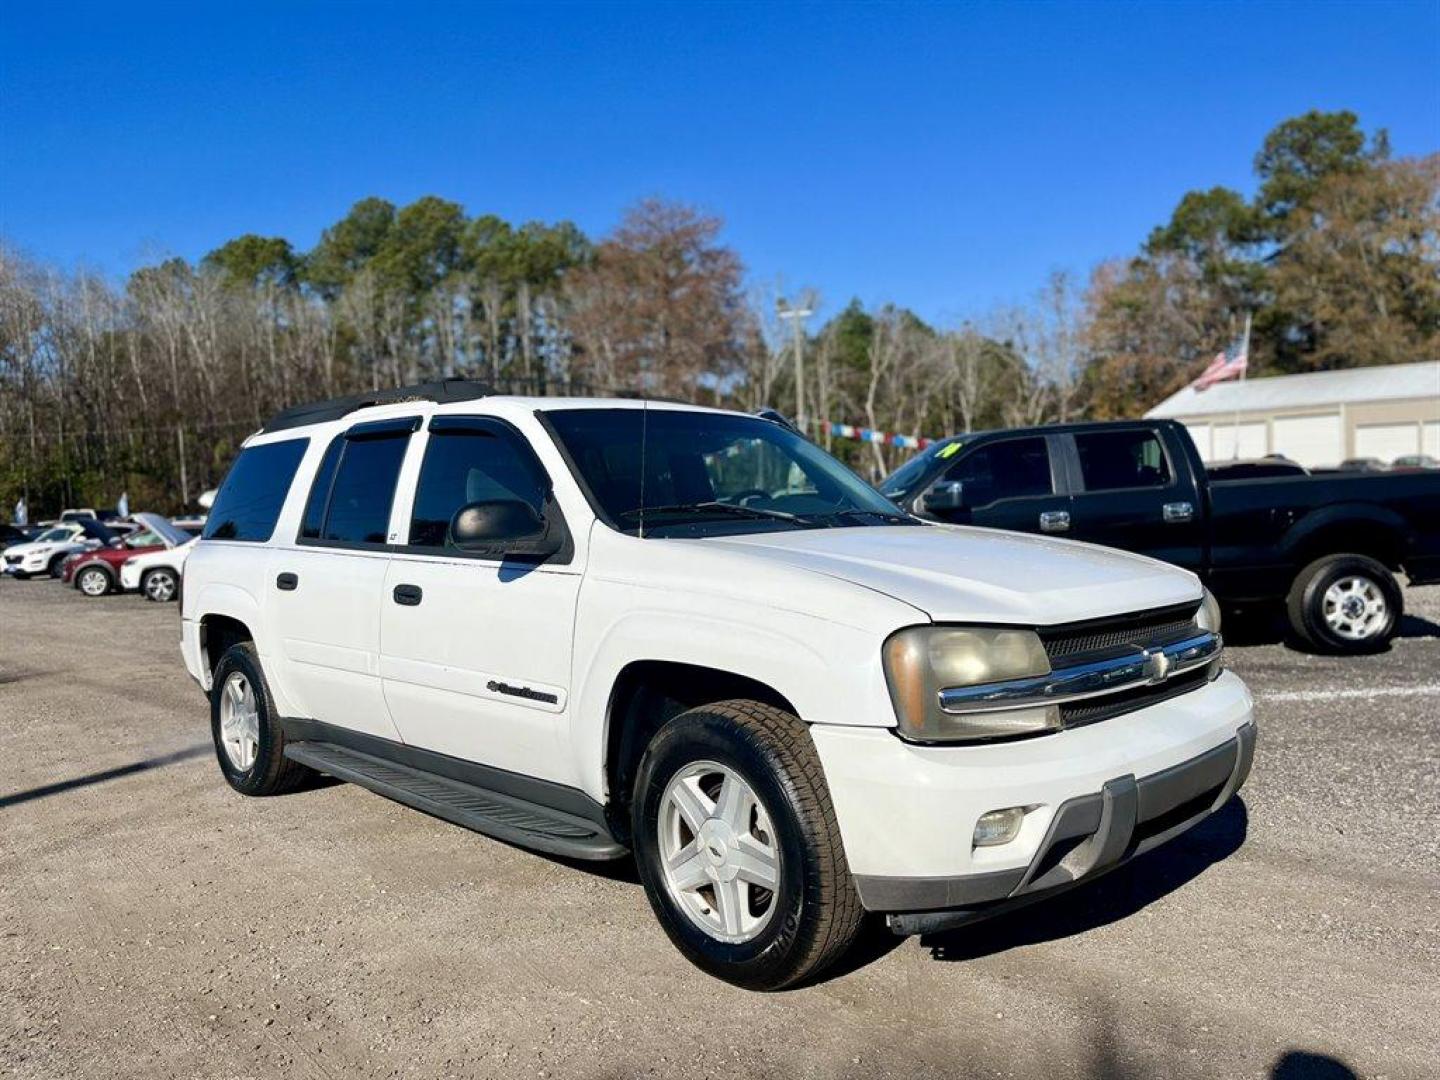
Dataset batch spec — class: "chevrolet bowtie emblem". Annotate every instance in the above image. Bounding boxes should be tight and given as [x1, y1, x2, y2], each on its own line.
[1140, 647, 1172, 684]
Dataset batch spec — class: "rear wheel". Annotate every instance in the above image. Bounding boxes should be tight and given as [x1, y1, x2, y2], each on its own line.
[76, 565, 112, 596]
[210, 643, 315, 796]
[1286, 553, 1402, 654]
[631, 700, 863, 990]
[141, 567, 179, 602]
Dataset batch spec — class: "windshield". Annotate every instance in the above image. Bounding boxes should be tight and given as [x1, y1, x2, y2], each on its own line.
[545, 408, 913, 536]
[37, 528, 73, 543]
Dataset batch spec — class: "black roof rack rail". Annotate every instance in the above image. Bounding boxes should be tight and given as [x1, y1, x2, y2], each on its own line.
[259, 379, 494, 434]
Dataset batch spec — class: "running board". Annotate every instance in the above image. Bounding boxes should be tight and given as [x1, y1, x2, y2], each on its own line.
[283, 741, 626, 861]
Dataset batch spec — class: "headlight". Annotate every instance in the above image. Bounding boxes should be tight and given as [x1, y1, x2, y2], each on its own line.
[882, 625, 1056, 743]
[1195, 588, 1222, 634]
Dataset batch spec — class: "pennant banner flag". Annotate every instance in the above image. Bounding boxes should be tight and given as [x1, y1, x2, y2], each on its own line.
[818, 420, 936, 451]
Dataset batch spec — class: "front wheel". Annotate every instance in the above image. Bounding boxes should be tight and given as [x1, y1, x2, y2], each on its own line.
[48, 555, 68, 579]
[141, 567, 179, 602]
[76, 565, 112, 596]
[631, 700, 863, 990]
[1286, 553, 1402, 654]
[210, 643, 315, 796]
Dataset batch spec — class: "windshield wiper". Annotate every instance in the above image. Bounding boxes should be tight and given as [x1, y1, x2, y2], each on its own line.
[799, 508, 917, 526]
[618, 501, 814, 526]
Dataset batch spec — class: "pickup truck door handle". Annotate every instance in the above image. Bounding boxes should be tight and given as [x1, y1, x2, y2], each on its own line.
[392, 583, 423, 607]
[1163, 501, 1195, 524]
[276, 572, 298, 591]
[1039, 510, 1071, 533]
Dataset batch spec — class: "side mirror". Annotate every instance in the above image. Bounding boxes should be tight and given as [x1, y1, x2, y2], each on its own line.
[922, 480, 967, 513]
[449, 499, 561, 558]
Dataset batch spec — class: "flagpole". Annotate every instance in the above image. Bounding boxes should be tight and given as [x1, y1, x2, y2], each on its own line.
[1231, 311, 1251, 459]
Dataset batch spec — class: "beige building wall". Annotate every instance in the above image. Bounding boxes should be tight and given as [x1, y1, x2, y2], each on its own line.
[1172, 392, 1440, 466]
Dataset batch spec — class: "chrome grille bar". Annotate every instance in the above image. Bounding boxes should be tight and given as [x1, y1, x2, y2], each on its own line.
[938, 631, 1222, 715]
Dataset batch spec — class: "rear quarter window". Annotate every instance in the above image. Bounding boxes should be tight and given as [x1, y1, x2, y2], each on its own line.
[203, 438, 309, 542]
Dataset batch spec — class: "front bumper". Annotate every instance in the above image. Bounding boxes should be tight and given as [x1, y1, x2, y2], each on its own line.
[882, 721, 1253, 933]
[811, 669, 1255, 923]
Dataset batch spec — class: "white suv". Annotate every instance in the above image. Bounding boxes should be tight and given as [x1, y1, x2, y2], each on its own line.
[180, 381, 1255, 989]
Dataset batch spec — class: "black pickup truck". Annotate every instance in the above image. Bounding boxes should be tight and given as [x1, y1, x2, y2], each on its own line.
[880, 419, 1440, 654]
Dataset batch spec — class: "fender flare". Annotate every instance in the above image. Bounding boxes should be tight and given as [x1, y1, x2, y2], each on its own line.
[1280, 502, 1411, 566]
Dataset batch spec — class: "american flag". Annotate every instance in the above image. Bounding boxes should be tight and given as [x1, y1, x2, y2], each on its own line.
[1192, 332, 1249, 391]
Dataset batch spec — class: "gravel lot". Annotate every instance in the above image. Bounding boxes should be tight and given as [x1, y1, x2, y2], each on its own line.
[2, 577, 1437, 1079]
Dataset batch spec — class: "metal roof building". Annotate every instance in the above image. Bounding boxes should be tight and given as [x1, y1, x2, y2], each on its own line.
[1145, 360, 1440, 467]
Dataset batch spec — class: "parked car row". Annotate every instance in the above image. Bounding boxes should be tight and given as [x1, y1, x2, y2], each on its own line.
[2, 511, 195, 602]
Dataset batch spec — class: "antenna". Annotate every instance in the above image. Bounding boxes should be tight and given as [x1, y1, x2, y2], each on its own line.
[638, 396, 649, 540]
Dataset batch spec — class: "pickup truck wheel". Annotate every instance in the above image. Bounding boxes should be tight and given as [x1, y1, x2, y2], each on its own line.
[76, 565, 112, 596]
[1287, 554, 1402, 654]
[631, 700, 863, 990]
[210, 643, 314, 796]
[141, 567, 178, 602]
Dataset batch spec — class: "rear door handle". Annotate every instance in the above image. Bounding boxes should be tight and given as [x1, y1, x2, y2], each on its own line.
[1039, 510, 1070, 533]
[392, 583, 423, 607]
[276, 572, 298, 591]
[1163, 501, 1195, 523]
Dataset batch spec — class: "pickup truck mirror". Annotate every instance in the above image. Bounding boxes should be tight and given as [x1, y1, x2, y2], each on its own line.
[922, 480, 967, 513]
[449, 499, 561, 558]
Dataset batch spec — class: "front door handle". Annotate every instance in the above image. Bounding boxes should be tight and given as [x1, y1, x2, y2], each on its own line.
[1163, 501, 1195, 524]
[392, 583, 423, 607]
[1039, 510, 1071, 533]
[276, 572, 298, 591]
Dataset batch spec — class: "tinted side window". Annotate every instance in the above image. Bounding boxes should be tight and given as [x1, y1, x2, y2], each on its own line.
[204, 438, 308, 542]
[409, 428, 550, 548]
[944, 438, 1052, 506]
[301, 436, 344, 539]
[321, 436, 409, 544]
[1075, 430, 1171, 490]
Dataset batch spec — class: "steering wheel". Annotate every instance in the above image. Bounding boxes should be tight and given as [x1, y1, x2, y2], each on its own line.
[728, 488, 772, 506]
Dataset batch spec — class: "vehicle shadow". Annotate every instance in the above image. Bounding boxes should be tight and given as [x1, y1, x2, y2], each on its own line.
[919, 796, 1249, 963]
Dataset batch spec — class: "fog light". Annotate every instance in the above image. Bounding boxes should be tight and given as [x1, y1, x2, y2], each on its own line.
[973, 807, 1026, 847]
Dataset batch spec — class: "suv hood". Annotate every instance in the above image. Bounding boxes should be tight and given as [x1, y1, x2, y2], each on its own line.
[702, 524, 1200, 626]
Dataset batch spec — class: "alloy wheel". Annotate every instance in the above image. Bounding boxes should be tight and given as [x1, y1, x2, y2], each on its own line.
[78, 568, 109, 596]
[657, 760, 781, 944]
[1322, 575, 1387, 641]
[218, 671, 261, 772]
[144, 571, 177, 602]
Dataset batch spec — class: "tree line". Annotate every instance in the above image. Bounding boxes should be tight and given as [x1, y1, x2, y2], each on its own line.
[2, 110, 1435, 516]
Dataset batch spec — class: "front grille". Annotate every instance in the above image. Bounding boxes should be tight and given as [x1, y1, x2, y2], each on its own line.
[1059, 666, 1211, 728]
[1039, 602, 1213, 728]
[1039, 602, 1201, 663]
[4, 555, 20, 565]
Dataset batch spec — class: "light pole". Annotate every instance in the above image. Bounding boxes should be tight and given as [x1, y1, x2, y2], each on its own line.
[776, 299, 813, 434]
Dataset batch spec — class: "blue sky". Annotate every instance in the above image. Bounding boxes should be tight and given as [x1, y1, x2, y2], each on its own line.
[3, 1, 1437, 324]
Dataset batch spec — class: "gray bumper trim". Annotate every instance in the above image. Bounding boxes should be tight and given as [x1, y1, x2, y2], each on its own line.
[862, 720, 1257, 931]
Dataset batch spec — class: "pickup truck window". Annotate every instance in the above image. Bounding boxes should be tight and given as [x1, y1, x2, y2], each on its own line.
[319, 434, 409, 545]
[944, 437, 1052, 505]
[408, 427, 550, 548]
[546, 408, 907, 535]
[1075, 430, 1172, 491]
[204, 438, 308, 542]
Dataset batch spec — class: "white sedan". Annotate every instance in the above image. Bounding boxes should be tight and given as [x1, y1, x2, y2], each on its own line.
[120, 536, 195, 602]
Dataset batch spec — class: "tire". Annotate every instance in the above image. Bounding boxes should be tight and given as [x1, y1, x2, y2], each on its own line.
[48, 555, 68, 578]
[141, 567, 179, 603]
[631, 700, 863, 990]
[76, 565, 112, 597]
[1286, 553, 1402, 654]
[210, 642, 315, 796]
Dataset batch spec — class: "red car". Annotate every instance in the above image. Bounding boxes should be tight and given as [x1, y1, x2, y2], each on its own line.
[65, 512, 193, 597]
